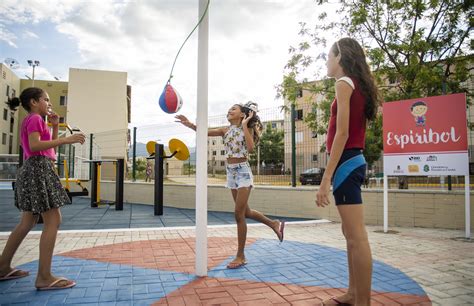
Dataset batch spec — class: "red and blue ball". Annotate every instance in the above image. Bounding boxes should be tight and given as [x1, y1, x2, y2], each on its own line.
[159, 83, 183, 114]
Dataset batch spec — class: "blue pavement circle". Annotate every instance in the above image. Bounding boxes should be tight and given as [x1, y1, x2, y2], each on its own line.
[0, 239, 428, 305]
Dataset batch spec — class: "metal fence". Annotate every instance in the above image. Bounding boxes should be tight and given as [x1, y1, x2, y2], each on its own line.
[2, 106, 473, 190]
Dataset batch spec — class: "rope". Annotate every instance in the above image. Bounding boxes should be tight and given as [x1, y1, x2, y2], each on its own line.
[167, 0, 210, 83]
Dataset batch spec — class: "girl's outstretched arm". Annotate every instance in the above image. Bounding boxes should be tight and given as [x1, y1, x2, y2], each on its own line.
[175, 115, 227, 136]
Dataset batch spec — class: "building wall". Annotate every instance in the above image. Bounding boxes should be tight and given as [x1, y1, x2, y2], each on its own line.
[67, 68, 130, 179]
[284, 87, 327, 176]
[0, 64, 20, 155]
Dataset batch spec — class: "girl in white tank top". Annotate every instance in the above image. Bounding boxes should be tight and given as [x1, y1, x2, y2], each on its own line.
[175, 102, 286, 269]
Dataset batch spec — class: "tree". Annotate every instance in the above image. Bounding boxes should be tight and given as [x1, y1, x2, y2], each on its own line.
[278, 0, 473, 167]
[249, 123, 285, 166]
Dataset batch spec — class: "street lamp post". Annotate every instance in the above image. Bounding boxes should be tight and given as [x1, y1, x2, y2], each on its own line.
[27, 60, 40, 87]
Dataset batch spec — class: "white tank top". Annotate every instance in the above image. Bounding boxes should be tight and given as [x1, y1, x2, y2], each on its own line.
[223, 125, 248, 158]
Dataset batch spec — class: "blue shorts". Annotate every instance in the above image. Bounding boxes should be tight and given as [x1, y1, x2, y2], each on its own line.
[332, 149, 366, 205]
[226, 162, 254, 189]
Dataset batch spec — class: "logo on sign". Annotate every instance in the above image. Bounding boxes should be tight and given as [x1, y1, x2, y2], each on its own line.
[408, 165, 419, 173]
[426, 155, 437, 162]
[409, 156, 421, 162]
[424, 165, 430, 172]
[393, 165, 404, 174]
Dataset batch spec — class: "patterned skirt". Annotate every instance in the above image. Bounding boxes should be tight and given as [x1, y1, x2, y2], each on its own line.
[15, 156, 71, 215]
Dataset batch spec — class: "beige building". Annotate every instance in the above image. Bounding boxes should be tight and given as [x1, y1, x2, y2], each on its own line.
[67, 68, 131, 179]
[0, 65, 132, 180]
[0, 64, 20, 155]
[284, 85, 328, 177]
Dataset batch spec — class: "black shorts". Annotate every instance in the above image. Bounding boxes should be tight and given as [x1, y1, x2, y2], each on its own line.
[332, 149, 366, 205]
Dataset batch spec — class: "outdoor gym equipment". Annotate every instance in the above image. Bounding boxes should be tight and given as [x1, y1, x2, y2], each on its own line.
[85, 159, 124, 210]
[146, 138, 190, 216]
[62, 159, 88, 201]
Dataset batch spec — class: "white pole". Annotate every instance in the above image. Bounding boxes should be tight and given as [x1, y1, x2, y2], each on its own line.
[383, 175, 388, 233]
[465, 175, 471, 239]
[195, 0, 209, 277]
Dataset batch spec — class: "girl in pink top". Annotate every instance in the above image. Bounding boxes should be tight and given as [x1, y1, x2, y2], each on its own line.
[0, 87, 85, 290]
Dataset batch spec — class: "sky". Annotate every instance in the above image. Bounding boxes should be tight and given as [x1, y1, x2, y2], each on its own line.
[0, 0, 339, 128]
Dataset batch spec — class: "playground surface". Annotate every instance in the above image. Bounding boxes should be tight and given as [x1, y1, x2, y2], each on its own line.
[0, 189, 473, 305]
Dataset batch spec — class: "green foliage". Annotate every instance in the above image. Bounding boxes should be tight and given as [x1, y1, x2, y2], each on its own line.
[249, 123, 285, 166]
[278, 0, 473, 166]
[183, 163, 196, 175]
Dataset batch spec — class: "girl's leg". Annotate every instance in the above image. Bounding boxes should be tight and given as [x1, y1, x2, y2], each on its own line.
[337, 204, 372, 306]
[232, 188, 282, 238]
[245, 206, 282, 239]
[228, 187, 250, 268]
[0, 212, 39, 277]
[322, 224, 356, 305]
[35, 208, 74, 289]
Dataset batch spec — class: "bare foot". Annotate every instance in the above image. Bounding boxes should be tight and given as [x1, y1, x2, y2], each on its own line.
[272, 220, 285, 242]
[226, 257, 247, 269]
[321, 293, 354, 305]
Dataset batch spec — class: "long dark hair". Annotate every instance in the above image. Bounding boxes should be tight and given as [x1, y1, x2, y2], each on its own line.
[332, 37, 381, 121]
[6, 87, 44, 112]
[237, 101, 263, 145]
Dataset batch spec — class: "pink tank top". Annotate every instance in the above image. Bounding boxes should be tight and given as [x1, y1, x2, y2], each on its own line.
[21, 113, 56, 161]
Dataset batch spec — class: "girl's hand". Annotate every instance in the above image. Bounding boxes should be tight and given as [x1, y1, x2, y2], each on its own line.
[48, 112, 60, 127]
[316, 178, 331, 207]
[65, 133, 86, 145]
[175, 115, 194, 129]
[242, 110, 254, 127]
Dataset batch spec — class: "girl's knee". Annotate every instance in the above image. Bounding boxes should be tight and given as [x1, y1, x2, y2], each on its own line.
[42, 209, 62, 226]
[234, 209, 246, 222]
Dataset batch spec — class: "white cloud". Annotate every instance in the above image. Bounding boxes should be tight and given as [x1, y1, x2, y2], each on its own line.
[1, 0, 339, 128]
[22, 30, 39, 39]
[0, 25, 17, 47]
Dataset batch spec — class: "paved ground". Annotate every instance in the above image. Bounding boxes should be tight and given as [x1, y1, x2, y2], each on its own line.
[0, 190, 310, 232]
[0, 189, 473, 305]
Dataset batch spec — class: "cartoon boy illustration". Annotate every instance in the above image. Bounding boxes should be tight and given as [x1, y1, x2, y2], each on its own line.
[410, 101, 428, 127]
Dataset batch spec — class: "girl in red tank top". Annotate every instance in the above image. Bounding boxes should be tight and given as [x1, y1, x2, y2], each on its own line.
[316, 38, 382, 306]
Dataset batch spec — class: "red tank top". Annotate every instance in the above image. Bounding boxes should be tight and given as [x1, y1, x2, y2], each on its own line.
[326, 77, 366, 154]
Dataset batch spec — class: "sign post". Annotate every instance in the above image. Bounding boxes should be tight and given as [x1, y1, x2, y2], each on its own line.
[383, 93, 469, 237]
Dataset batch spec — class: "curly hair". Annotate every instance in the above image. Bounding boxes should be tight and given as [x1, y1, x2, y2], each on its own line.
[332, 38, 382, 121]
[237, 101, 263, 145]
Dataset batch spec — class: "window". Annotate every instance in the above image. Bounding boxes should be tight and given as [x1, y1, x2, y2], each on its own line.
[296, 109, 303, 120]
[59, 96, 67, 106]
[1, 133, 6, 145]
[212, 151, 216, 156]
[220, 161, 225, 166]
[10, 117, 14, 133]
[271, 122, 277, 129]
[296, 132, 303, 144]
[212, 140, 216, 145]
[9, 135, 13, 154]
[221, 150, 225, 155]
[297, 88, 303, 98]
[3, 109, 7, 120]
[6, 85, 9, 96]
[388, 75, 398, 84]
[59, 117, 65, 123]
[312, 154, 318, 162]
